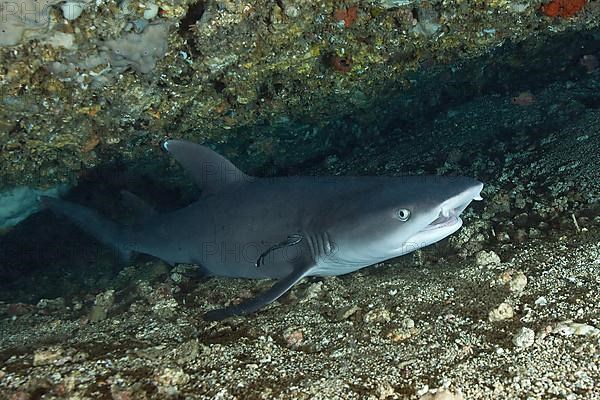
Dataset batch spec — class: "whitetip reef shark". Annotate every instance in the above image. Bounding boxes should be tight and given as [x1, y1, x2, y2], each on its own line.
[41, 139, 483, 320]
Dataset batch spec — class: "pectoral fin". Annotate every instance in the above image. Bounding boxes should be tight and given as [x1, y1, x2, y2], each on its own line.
[203, 261, 312, 321]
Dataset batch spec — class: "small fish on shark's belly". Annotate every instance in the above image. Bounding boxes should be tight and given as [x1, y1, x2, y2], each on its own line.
[40, 139, 484, 321]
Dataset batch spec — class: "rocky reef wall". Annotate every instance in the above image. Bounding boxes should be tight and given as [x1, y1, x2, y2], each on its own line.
[0, 0, 599, 191]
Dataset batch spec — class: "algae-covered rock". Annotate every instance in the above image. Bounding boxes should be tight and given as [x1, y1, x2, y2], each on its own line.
[0, 0, 62, 46]
[88, 289, 115, 322]
[104, 22, 169, 74]
[0, 0, 598, 194]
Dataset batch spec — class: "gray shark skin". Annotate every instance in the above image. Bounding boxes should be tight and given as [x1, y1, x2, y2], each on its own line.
[41, 140, 484, 320]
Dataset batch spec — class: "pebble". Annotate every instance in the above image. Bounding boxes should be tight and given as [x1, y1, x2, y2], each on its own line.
[175, 340, 201, 364]
[95, 290, 115, 306]
[363, 308, 391, 324]
[495, 231, 511, 242]
[534, 296, 548, 306]
[170, 271, 185, 284]
[282, 327, 304, 348]
[154, 366, 190, 387]
[33, 347, 63, 366]
[151, 298, 179, 319]
[300, 281, 323, 303]
[553, 321, 600, 337]
[513, 327, 535, 348]
[419, 388, 464, 400]
[488, 302, 514, 322]
[401, 317, 415, 329]
[61, 2, 85, 20]
[335, 304, 361, 321]
[88, 290, 115, 322]
[376, 381, 395, 398]
[36, 297, 66, 311]
[284, 5, 300, 18]
[509, 272, 527, 292]
[498, 269, 528, 292]
[170, 264, 204, 284]
[386, 326, 417, 342]
[143, 3, 159, 19]
[475, 250, 501, 266]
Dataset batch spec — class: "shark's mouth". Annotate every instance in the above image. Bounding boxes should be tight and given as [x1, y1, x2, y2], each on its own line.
[392, 206, 464, 256]
[424, 215, 462, 231]
[424, 212, 461, 231]
[425, 183, 484, 232]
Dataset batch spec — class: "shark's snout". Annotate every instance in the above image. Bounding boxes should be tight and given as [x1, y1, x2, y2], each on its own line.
[425, 180, 483, 232]
[470, 181, 484, 201]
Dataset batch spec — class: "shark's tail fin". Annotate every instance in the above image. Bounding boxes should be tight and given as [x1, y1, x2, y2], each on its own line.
[39, 196, 133, 261]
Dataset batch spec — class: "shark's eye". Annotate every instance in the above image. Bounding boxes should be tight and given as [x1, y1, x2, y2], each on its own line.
[395, 208, 411, 221]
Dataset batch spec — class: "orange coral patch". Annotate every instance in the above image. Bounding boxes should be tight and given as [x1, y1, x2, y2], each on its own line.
[82, 135, 100, 152]
[333, 6, 358, 28]
[330, 54, 352, 73]
[542, 0, 587, 18]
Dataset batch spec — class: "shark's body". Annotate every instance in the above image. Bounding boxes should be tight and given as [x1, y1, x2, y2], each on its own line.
[42, 140, 483, 320]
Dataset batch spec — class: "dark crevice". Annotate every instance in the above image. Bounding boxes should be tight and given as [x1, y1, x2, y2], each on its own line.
[579, 95, 600, 109]
[178, 0, 206, 57]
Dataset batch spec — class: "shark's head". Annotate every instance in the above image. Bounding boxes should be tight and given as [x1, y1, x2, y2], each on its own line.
[322, 176, 483, 269]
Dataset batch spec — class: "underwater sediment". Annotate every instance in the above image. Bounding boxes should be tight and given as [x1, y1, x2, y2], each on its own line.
[0, 97, 599, 397]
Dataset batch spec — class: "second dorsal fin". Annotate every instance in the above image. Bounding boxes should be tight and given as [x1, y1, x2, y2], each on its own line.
[163, 140, 252, 196]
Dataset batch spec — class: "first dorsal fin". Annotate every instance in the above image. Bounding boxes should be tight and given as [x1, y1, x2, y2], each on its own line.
[163, 140, 252, 196]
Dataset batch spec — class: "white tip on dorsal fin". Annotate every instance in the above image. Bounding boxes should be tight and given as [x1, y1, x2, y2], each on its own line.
[163, 139, 252, 196]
